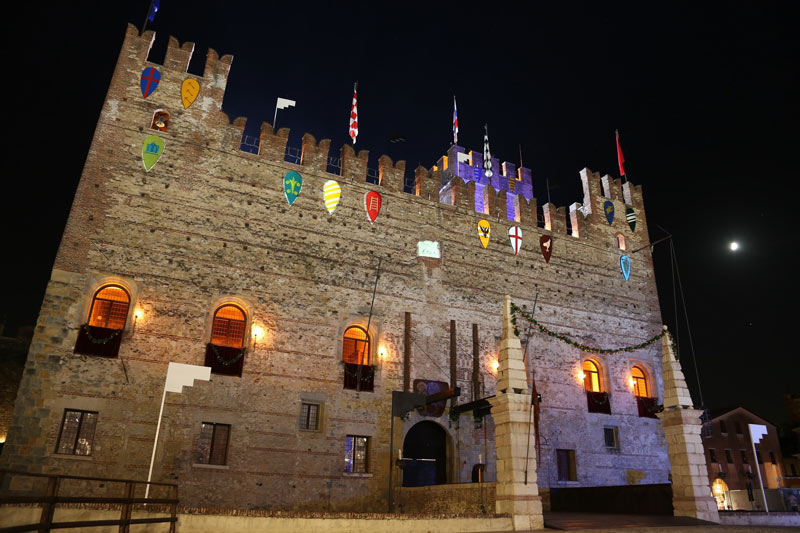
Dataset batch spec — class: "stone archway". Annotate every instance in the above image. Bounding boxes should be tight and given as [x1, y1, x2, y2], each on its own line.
[402, 421, 447, 487]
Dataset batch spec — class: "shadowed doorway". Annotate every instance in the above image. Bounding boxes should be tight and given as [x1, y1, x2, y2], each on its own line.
[402, 421, 447, 486]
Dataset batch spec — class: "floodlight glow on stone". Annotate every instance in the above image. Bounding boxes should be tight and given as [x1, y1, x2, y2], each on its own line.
[730, 242, 739, 251]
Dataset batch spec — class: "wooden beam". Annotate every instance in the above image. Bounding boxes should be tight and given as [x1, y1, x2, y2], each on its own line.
[450, 320, 458, 406]
[472, 323, 480, 401]
[404, 312, 411, 392]
[426, 387, 461, 405]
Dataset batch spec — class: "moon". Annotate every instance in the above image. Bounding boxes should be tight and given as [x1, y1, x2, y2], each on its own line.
[730, 242, 739, 251]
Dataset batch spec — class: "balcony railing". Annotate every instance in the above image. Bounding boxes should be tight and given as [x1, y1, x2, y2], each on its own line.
[73, 324, 123, 358]
[586, 391, 611, 414]
[204, 343, 245, 377]
[343, 362, 374, 392]
[636, 396, 660, 418]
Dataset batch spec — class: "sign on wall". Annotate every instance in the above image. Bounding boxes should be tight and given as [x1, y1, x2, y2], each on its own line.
[284, 171, 303, 206]
[140, 67, 161, 99]
[181, 78, 200, 109]
[142, 135, 165, 171]
[477, 220, 491, 249]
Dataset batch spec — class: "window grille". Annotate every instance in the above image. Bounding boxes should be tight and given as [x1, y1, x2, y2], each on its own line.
[345, 435, 369, 473]
[300, 403, 319, 431]
[55, 409, 98, 456]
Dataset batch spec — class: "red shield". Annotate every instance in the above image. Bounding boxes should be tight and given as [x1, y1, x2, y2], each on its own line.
[540, 235, 553, 264]
[365, 191, 382, 223]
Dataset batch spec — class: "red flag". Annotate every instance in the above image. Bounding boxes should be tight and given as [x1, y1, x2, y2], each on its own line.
[349, 82, 358, 144]
[616, 130, 626, 177]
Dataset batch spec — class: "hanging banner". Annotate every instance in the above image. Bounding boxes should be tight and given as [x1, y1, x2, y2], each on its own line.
[626, 207, 636, 232]
[323, 180, 341, 214]
[620, 255, 631, 281]
[365, 190, 382, 223]
[603, 200, 615, 225]
[142, 135, 165, 171]
[540, 235, 553, 264]
[284, 171, 303, 206]
[414, 379, 449, 417]
[140, 67, 161, 99]
[477, 219, 491, 248]
[181, 78, 200, 109]
[508, 226, 523, 255]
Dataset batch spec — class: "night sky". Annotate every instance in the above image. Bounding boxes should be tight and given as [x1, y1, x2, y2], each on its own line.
[2, 2, 796, 423]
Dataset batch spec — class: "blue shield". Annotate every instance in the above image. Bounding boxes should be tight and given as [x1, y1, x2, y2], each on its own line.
[603, 200, 615, 225]
[620, 255, 631, 281]
[140, 67, 161, 99]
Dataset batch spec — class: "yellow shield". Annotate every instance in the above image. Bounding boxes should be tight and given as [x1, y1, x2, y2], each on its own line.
[323, 180, 342, 214]
[477, 219, 491, 249]
[181, 78, 200, 109]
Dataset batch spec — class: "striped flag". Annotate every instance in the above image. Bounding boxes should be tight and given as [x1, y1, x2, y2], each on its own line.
[349, 83, 358, 144]
[483, 124, 493, 179]
[453, 96, 458, 144]
[616, 129, 626, 178]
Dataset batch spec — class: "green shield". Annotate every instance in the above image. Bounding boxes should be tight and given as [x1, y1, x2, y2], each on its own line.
[142, 135, 165, 172]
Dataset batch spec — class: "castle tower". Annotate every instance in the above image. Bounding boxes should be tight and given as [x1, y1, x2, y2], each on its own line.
[657, 328, 720, 523]
[489, 296, 543, 530]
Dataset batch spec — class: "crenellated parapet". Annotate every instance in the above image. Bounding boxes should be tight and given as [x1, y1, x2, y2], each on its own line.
[102, 25, 650, 253]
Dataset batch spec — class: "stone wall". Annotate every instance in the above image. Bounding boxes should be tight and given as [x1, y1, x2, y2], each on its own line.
[2, 24, 669, 511]
[399, 482, 495, 514]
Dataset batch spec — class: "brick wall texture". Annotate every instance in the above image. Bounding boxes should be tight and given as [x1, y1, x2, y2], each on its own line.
[1, 24, 670, 511]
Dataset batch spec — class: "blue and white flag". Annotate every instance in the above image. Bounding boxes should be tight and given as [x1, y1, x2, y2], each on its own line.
[148, 0, 160, 22]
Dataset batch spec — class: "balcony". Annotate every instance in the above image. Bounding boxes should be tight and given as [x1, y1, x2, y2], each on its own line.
[586, 391, 611, 414]
[204, 343, 245, 377]
[343, 362, 374, 392]
[73, 324, 123, 358]
[636, 396, 660, 418]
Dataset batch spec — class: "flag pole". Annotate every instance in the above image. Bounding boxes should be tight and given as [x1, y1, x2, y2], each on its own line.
[142, 0, 155, 33]
[145, 384, 168, 500]
[273, 105, 279, 130]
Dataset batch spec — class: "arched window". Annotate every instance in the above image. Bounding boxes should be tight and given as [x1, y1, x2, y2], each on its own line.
[616, 233, 627, 250]
[342, 326, 370, 365]
[211, 305, 246, 348]
[88, 285, 130, 330]
[582, 359, 601, 392]
[150, 110, 170, 132]
[632, 366, 648, 397]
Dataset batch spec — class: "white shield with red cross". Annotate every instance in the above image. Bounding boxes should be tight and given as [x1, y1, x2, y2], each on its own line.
[508, 226, 523, 255]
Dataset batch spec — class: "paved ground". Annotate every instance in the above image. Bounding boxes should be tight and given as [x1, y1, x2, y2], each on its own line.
[490, 511, 800, 532]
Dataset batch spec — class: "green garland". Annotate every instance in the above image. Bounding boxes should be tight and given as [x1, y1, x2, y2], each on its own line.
[210, 343, 245, 365]
[343, 364, 375, 382]
[83, 325, 120, 345]
[510, 302, 674, 356]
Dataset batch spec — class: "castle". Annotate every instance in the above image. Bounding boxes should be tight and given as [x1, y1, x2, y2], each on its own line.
[2, 25, 671, 511]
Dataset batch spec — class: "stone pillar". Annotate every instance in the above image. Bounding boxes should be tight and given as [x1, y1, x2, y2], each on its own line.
[657, 327, 720, 523]
[489, 296, 544, 530]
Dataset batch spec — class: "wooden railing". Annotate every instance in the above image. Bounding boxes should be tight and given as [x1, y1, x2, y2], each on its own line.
[0, 469, 178, 532]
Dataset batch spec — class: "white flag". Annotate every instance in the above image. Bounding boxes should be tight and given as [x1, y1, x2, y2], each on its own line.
[276, 97, 296, 110]
[165, 362, 211, 393]
[748, 423, 768, 444]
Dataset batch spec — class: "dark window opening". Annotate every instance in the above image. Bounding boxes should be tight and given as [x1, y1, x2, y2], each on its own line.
[557, 449, 577, 481]
[195, 422, 230, 465]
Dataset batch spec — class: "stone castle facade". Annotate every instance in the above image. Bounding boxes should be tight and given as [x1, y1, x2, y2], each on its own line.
[2, 24, 670, 511]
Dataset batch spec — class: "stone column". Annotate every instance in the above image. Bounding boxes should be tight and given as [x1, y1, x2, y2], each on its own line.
[489, 296, 544, 530]
[656, 326, 720, 523]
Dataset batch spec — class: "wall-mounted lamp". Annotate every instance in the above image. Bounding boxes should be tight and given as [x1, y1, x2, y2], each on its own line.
[252, 325, 264, 351]
[132, 309, 143, 337]
[378, 345, 388, 360]
[628, 377, 636, 389]
[491, 360, 499, 373]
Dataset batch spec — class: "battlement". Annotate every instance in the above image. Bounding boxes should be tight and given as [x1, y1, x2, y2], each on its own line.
[102, 25, 650, 250]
